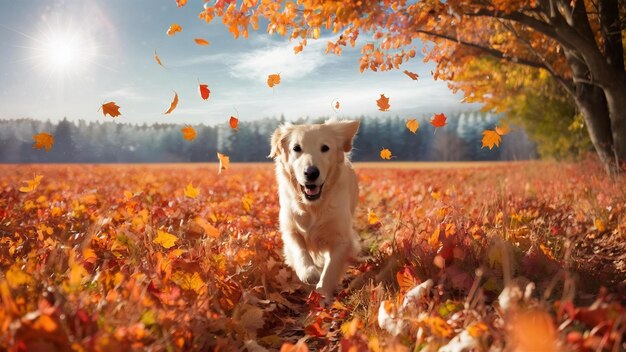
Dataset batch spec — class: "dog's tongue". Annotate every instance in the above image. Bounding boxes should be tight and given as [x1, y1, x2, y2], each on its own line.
[305, 186, 320, 196]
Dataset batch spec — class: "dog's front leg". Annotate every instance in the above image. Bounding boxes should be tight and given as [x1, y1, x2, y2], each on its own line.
[315, 241, 350, 300]
[282, 231, 321, 285]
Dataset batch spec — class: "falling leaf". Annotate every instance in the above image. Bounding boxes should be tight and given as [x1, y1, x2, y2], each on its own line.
[482, 130, 501, 149]
[184, 183, 199, 199]
[154, 50, 165, 68]
[467, 322, 489, 338]
[32, 315, 58, 333]
[430, 113, 447, 128]
[594, 218, 606, 232]
[194, 217, 220, 238]
[376, 94, 390, 111]
[172, 271, 205, 294]
[6, 264, 34, 288]
[176, 0, 187, 7]
[153, 229, 179, 249]
[368, 209, 380, 224]
[267, 73, 281, 88]
[425, 316, 454, 338]
[164, 91, 179, 114]
[403, 70, 419, 80]
[199, 83, 210, 100]
[217, 152, 229, 174]
[194, 38, 210, 46]
[241, 194, 253, 212]
[335, 101, 340, 109]
[167, 23, 182, 36]
[397, 267, 420, 295]
[229, 116, 239, 129]
[32, 132, 54, 152]
[101, 102, 122, 118]
[19, 175, 43, 193]
[181, 126, 197, 141]
[304, 321, 326, 337]
[380, 148, 392, 160]
[406, 119, 419, 133]
[495, 122, 510, 135]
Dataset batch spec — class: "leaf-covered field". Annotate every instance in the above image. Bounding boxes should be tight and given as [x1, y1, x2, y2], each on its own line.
[0, 162, 624, 351]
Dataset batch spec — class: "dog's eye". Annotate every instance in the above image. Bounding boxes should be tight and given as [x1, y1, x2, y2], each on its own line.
[292, 145, 302, 153]
[321, 145, 330, 153]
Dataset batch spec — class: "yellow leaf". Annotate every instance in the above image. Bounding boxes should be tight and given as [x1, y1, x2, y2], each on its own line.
[428, 225, 441, 248]
[481, 130, 501, 149]
[32, 133, 54, 152]
[405, 119, 419, 133]
[68, 261, 89, 287]
[368, 209, 380, 224]
[380, 148, 392, 160]
[242, 193, 253, 212]
[184, 183, 199, 199]
[467, 322, 488, 338]
[6, 264, 34, 288]
[33, 315, 58, 332]
[217, 152, 230, 174]
[153, 229, 179, 249]
[267, 73, 281, 88]
[172, 271, 205, 294]
[19, 175, 43, 193]
[181, 126, 196, 141]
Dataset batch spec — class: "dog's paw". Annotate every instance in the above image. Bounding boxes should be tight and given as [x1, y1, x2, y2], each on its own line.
[298, 266, 321, 285]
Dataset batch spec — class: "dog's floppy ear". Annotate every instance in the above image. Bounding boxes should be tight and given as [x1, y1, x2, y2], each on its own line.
[268, 123, 293, 159]
[326, 119, 360, 152]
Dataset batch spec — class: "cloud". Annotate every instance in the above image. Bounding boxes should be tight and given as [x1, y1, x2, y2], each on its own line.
[103, 87, 152, 102]
[169, 53, 230, 68]
[229, 37, 338, 82]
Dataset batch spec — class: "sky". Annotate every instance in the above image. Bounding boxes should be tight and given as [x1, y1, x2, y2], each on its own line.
[0, 0, 480, 125]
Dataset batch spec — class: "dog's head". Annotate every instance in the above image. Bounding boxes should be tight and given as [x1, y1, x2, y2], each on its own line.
[269, 119, 360, 202]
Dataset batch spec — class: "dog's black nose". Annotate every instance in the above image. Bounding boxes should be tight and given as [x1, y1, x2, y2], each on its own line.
[304, 166, 320, 181]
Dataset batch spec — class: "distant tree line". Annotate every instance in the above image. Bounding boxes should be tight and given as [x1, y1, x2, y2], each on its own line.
[0, 112, 536, 163]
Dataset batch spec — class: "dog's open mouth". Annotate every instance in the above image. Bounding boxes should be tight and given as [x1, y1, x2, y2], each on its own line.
[301, 183, 323, 201]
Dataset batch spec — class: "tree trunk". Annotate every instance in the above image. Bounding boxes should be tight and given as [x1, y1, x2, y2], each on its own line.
[604, 82, 626, 172]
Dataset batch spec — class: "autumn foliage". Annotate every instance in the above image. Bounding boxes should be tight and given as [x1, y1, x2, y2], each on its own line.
[1, 162, 624, 350]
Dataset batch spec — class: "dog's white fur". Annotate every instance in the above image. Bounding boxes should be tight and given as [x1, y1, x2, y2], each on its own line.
[269, 120, 360, 298]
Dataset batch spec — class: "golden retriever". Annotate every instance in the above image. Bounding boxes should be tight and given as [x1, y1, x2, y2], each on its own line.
[269, 119, 360, 300]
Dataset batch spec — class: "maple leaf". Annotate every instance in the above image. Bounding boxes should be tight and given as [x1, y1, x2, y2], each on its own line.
[482, 130, 501, 149]
[380, 148, 392, 160]
[101, 102, 122, 118]
[175, 0, 187, 7]
[199, 83, 210, 100]
[153, 229, 179, 249]
[403, 70, 419, 80]
[194, 217, 219, 238]
[32, 132, 54, 152]
[430, 113, 447, 128]
[267, 73, 281, 88]
[217, 152, 229, 174]
[154, 50, 165, 68]
[396, 267, 420, 295]
[172, 271, 205, 294]
[181, 126, 197, 141]
[241, 194, 253, 212]
[376, 94, 390, 111]
[163, 91, 179, 114]
[167, 23, 182, 36]
[406, 118, 419, 133]
[194, 38, 210, 46]
[229, 116, 239, 129]
[184, 182, 199, 198]
[368, 209, 380, 224]
[19, 175, 43, 193]
[495, 122, 510, 135]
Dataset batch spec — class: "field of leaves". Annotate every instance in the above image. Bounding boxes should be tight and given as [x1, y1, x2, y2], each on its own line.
[0, 161, 624, 351]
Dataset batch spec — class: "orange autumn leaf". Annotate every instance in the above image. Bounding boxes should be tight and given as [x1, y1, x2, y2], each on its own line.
[19, 175, 43, 193]
[167, 23, 182, 36]
[280, 341, 309, 352]
[482, 130, 501, 149]
[32, 314, 58, 332]
[217, 152, 229, 174]
[101, 102, 122, 118]
[154, 50, 165, 68]
[267, 73, 281, 88]
[397, 267, 420, 295]
[241, 193, 253, 212]
[194, 217, 220, 238]
[32, 132, 54, 152]
[335, 100, 340, 109]
[194, 38, 210, 46]
[430, 113, 447, 128]
[184, 183, 199, 198]
[380, 148, 392, 160]
[425, 316, 454, 338]
[175, 0, 187, 7]
[467, 322, 489, 338]
[153, 229, 179, 249]
[403, 70, 419, 80]
[164, 91, 179, 114]
[495, 122, 510, 135]
[406, 118, 419, 133]
[376, 94, 390, 111]
[368, 208, 380, 224]
[181, 126, 197, 141]
[199, 83, 210, 100]
[229, 116, 239, 129]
